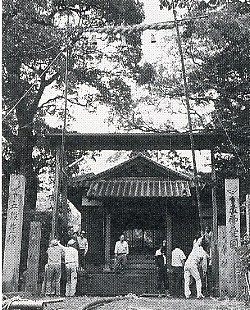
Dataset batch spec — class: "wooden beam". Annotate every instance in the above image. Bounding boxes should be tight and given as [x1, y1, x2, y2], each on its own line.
[45, 131, 246, 151]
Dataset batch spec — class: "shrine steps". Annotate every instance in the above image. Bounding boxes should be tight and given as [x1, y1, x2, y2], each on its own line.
[77, 270, 158, 296]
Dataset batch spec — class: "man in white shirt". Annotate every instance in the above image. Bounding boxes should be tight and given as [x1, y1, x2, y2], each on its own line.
[76, 230, 88, 269]
[45, 239, 64, 296]
[184, 238, 209, 299]
[64, 239, 79, 297]
[170, 245, 186, 297]
[114, 234, 129, 272]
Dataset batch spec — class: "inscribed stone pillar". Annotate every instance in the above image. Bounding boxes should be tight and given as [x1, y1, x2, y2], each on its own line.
[3, 174, 26, 293]
[225, 178, 240, 297]
[25, 221, 42, 294]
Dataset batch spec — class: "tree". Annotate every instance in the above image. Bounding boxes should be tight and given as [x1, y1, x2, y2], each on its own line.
[2, 0, 145, 211]
[2, 0, 148, 278]
[145, 0, 250, 182]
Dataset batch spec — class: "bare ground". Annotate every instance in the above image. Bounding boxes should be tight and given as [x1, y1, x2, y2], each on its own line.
[39, 296, 249, 310]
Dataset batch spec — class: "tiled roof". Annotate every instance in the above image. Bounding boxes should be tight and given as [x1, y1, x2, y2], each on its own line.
[87, 178, 191, 198]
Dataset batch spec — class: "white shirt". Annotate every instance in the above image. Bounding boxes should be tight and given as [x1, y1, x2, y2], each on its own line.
[185, 246, 209, 272]
[114, 240, 129, 255]
[64, 246, 79, 267]
[77, 236, 88, 253]
[155, 249, 166, 265]
[171, 248, 186, 267]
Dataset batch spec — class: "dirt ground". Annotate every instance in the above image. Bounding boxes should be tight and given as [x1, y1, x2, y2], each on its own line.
[39, 296, 249, 310]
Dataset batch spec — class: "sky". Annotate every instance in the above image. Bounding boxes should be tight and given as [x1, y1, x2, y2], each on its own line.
[43, 0, 183, 134]
[42, 0, 212, 174]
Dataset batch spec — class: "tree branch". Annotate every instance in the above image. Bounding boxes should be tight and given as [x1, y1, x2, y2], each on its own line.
[44, 72, 60, 87]
[38, 96, 64, 109]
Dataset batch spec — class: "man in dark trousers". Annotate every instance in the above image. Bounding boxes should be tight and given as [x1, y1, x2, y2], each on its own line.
[170, 244, 186, 297]
[155, 240, 170, 297]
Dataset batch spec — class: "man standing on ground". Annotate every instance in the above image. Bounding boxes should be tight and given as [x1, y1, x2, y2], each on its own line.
[155, 242, 170, 297]
[170, 244, 186, 297]
[45, 239, 64, 297]
[64, 239, 79, 297]
[76, 230, 88, 269]
[114, 234, 129, 272]
[184, 237, 209, 299]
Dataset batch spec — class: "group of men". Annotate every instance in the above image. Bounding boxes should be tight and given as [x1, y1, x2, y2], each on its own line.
[43, 230, 88, 297]
[155, 226, 212, 299]
[43, 227, 211, 298]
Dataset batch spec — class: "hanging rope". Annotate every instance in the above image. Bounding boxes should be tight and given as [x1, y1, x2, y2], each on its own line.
[3, 14, 209, 120]
[172, 4, 203, 228]
[81, 14, 208, 35]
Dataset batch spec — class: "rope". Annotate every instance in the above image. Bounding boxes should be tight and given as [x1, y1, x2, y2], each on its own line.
[81, 15, 208, 35]
[3, 50, 64, 120]
[3, 13, 209, 120]
[172, 5, 203, 227]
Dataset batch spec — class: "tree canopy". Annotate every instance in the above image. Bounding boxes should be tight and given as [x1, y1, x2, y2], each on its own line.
[129, 0, 250, 180]
[2, 0, 146, 209]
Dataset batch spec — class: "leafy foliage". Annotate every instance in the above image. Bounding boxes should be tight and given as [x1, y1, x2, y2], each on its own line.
[2, 0, 145, 210]
[141, 0, 250, 180]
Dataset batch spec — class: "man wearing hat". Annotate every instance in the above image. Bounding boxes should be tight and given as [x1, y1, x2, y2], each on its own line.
[76, 230, 88, 269]
[45, 239, 64, 296]
[64, 239, 79, 297]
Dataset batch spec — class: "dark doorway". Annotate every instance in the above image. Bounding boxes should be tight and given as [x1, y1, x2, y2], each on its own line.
[110, 198, 166, 255]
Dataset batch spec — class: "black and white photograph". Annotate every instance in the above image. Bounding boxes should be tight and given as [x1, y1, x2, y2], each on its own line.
[2, 0, 250, 309]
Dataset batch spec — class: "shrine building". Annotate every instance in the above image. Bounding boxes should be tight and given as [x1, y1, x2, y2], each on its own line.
[68, 153, 212, 296]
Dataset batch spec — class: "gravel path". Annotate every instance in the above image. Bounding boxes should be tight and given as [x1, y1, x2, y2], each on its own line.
[39, 296, 249, 310]
[95, 296, 249, 310]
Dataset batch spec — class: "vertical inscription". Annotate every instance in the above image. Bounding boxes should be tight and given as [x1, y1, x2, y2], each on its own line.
[3, 175, 26, 292]
[225, 179, 240, 297]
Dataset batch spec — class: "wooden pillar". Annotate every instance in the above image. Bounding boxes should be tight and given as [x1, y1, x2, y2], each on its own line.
[218, 226, 227, 297]
[103, 211, 111, 272]
[61, 159, 68, 229]
[3, 174, 26, 293]
[25, 221, 42, 294]
[211, 149, 219, 296]
[165, 206, 172, 266]
[52, 146, 61, 239]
